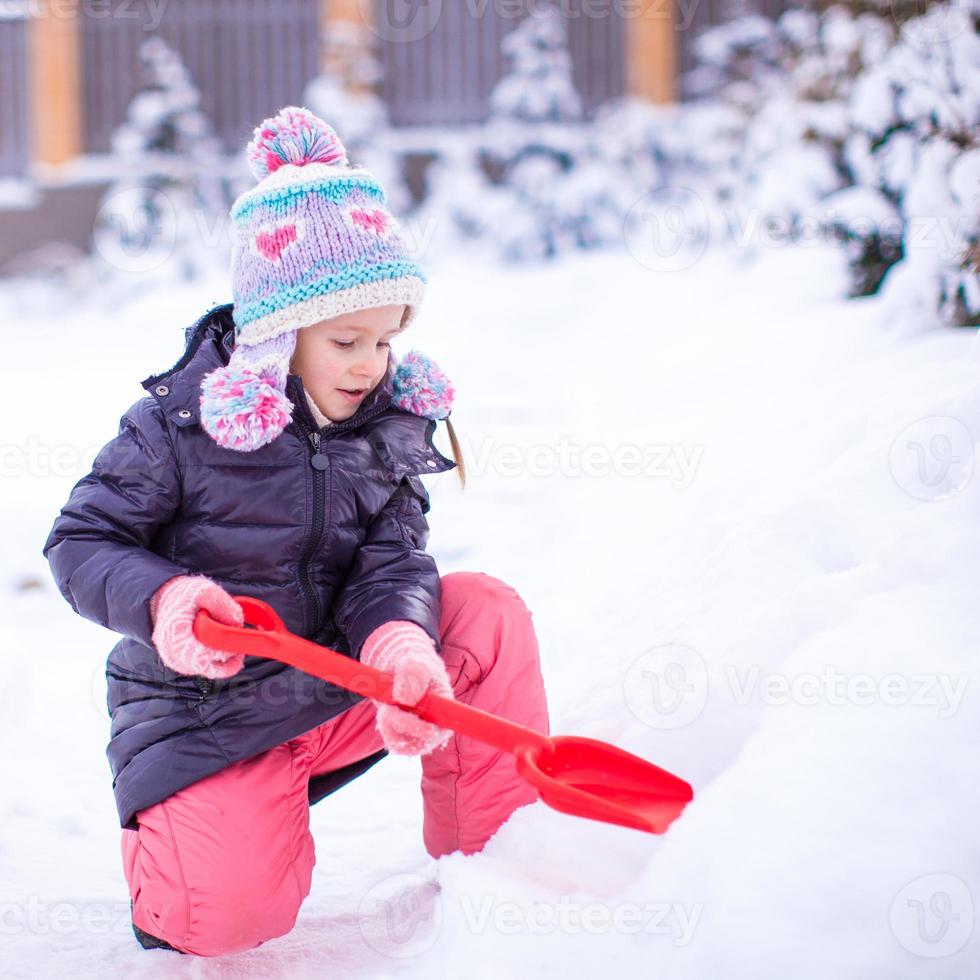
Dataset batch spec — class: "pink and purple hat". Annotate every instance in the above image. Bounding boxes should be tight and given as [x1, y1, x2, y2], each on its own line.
[200, 106, 431, 452]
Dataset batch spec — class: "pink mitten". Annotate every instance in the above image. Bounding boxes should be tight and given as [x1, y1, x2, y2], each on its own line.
[150, 575, 246, 679]
[360, 621, 454, 756]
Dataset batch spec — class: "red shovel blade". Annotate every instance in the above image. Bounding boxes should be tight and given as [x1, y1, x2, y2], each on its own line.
[516, 737, 693, 835]
[195, 597, 694, 836]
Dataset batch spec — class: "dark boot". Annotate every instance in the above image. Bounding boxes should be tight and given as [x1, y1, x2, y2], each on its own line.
[130, 900, 183, 953]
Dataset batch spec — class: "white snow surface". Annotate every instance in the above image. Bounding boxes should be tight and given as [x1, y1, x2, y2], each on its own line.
[2, 240, 979, 977]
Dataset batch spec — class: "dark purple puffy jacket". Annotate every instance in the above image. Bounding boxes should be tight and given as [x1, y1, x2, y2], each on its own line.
[43, 303, 456, 829]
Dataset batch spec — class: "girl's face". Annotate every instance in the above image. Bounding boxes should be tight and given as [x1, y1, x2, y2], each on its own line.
[290, 304, 407, 422]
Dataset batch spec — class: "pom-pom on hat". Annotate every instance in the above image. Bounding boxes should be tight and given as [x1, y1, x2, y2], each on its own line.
[392, 351, 455, 420]
[200, 106, 427, 452]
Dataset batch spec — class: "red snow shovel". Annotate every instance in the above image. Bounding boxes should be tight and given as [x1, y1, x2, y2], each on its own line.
[195, 597, 693, 835]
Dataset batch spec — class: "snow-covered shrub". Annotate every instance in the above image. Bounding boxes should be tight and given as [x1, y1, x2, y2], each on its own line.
[840, 3, 979, 326]
[93, 37, 239, 283]
[684, 1, 979, 328]
[685, 8, 891, 246]
[411, 141, 517, 263]
[489, 2, 584, 124]
[417, 4, 649, 263]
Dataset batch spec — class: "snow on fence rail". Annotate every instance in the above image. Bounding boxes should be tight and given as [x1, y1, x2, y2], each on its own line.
[0, 7, 29, 179]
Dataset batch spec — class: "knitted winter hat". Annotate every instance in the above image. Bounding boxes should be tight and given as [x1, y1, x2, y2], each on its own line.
[200, 105, 428, 451]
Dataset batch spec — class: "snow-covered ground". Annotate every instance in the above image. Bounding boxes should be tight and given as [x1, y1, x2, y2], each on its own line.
[2, 238, 978, 978]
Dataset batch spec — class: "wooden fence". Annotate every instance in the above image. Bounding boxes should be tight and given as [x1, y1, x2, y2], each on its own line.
[0, 0, 803, 181]
[379, 0, 626, 127]
[79, 0, 321, 154]
[0, 9, 30, 178]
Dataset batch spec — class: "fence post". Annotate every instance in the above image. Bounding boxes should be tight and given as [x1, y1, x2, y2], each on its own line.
[29, 0, 82, 168]
[627, 0, 677, 104]
[324, 0, 376, 93]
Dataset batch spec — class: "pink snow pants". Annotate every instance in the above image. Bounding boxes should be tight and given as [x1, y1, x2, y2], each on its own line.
[121, 572, 550, 957]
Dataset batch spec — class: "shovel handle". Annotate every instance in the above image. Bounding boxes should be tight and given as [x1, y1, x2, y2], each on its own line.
[194, 597, 552, 758]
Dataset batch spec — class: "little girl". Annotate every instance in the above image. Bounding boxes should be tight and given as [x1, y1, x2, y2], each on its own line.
[43, 106, 550, 957]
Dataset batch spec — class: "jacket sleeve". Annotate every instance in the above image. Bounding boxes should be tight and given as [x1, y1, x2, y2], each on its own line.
[333, 475, 442, 660]
[42, 397, 190, 648]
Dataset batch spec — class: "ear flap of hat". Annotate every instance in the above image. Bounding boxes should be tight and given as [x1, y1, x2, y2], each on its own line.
[200, 333, 297, 451]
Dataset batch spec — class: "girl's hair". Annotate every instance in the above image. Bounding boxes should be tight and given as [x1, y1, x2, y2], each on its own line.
[444, 419, 466, 489]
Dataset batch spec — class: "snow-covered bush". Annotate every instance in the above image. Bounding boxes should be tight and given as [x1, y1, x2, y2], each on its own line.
[93, 37, 240, 283]
[489, 2, 584, 124]
[684, 1, 979, 328]
[417, 4, 648, 263]
[684, 8, 892, 252]
[841, 3, 979, 327]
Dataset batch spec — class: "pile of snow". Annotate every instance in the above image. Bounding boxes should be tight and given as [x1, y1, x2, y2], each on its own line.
[2, 237, 978, 977]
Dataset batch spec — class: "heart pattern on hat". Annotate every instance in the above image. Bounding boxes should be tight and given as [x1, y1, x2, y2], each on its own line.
[250, 218, 307, 263]
[346, 205, 391, 237]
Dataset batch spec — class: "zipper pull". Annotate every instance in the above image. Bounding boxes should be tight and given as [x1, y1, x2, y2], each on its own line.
[309, 431, 329, 470]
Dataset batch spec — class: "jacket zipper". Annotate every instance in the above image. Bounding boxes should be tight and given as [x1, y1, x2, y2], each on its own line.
[295, 402, 390, 639]
[299, 429, 327, 637]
